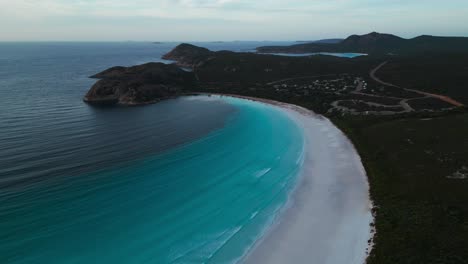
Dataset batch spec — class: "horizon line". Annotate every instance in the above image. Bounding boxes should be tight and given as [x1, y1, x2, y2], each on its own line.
[2, 33, 468, 43]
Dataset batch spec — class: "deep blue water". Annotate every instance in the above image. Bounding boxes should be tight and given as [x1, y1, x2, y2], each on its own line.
[0, 42, 305, 263]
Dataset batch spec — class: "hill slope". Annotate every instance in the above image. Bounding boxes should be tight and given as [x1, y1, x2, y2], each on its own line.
[257, 32, 468, 55]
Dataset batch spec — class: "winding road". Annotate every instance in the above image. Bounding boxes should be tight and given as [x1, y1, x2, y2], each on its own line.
[267, 62, 464, 115]
[370, 61, 464, 107]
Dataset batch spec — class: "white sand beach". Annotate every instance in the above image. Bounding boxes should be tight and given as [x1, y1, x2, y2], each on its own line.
[221, 95, 374, 264]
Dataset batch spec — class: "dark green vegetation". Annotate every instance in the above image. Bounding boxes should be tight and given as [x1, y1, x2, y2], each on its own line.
[333, 111, 468, 264]
[377, 53, 468, 104]
[195, 53, 369, 83]
[409, 98, 455, 111]
[84, 34, 468, 262]
[257, 32, 468, 55]
[338, 100, 403, 112]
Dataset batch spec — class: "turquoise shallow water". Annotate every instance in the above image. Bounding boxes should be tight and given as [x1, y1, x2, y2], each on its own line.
[1, 96, 305, 263]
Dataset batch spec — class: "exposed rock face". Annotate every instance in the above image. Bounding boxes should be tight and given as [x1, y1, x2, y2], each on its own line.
[84, 63, 196, 105]
[162, 43, 213, 68]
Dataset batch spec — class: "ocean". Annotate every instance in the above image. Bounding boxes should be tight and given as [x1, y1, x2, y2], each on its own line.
[0, 42, 306, 263]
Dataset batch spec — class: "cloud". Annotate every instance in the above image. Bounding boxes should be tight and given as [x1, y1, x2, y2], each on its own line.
[174, 0, 242, 7]
[0, 0, 467, 41]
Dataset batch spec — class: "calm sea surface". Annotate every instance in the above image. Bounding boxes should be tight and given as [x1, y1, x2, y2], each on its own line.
[0, 42, 306, 263]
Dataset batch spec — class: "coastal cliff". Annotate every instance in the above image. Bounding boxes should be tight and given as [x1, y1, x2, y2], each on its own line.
[84, 62, 196, 105]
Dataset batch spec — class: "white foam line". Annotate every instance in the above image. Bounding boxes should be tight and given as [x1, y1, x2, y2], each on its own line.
[219, 95, 374, 264]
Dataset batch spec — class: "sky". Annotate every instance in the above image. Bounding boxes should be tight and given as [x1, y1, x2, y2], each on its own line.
[0, 0, 467, 41]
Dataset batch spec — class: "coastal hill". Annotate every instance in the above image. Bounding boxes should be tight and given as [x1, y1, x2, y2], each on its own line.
[257, 32, 468, 54]
[83, 62, 195, 105]
[162, 43, 213, 68]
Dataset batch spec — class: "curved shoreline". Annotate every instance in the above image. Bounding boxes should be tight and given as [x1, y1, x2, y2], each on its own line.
[218, 94, 374, 264]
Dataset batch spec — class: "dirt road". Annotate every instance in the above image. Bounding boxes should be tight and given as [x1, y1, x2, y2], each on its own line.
[370, 61, 464, 107]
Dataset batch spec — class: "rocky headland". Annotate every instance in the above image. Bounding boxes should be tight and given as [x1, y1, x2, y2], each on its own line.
[83, 62, 196, 105]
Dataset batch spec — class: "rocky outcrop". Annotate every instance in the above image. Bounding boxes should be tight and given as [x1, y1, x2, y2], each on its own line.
[84, 63, 196, 106]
